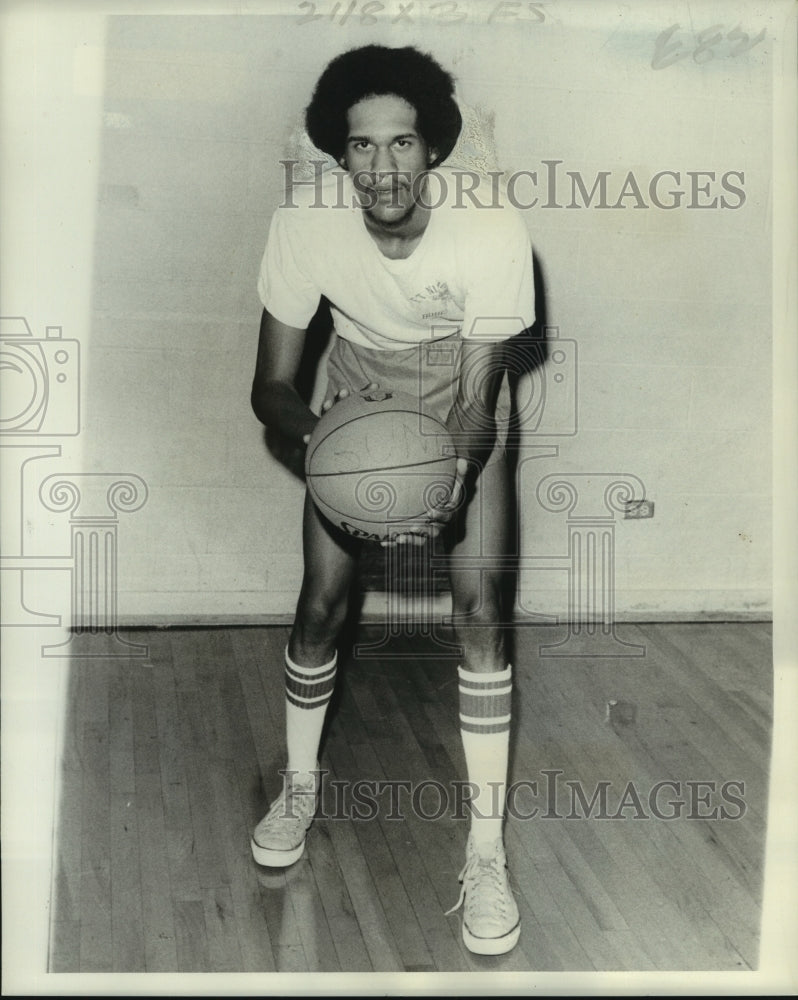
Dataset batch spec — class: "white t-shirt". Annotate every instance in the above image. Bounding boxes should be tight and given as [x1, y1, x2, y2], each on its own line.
[257, 167, 535, 351]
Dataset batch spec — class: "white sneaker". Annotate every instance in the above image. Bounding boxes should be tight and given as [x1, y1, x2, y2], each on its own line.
[250, 768, 320, 868]
[446, 836, 521, 955]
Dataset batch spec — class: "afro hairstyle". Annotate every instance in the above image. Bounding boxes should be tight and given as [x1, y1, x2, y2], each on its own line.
[304, 45, 462, 168]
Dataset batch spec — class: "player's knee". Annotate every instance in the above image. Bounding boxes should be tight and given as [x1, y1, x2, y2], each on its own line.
[451, 585, 503, 629]
[296, 588, 349, 641]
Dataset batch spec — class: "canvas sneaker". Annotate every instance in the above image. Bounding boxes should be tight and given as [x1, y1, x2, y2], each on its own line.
[446, 836, 521, 955]
[250, 768, 320, 868]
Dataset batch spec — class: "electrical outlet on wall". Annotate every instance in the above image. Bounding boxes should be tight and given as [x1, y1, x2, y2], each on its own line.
[624, 499, 655, 519]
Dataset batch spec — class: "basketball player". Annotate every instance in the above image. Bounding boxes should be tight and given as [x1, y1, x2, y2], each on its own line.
[250, 45, 534, 956]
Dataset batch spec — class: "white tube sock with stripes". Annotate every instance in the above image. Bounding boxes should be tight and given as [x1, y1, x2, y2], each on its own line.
[284, 646, 337, 776]
[457, 664, 512, 852]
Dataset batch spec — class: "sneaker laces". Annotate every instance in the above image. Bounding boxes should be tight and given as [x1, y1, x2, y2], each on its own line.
[445, 841, 514, 918]
[265, 772, 318, 827]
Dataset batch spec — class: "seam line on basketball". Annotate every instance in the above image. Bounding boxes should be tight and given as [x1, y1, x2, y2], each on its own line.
[307, 408, 445, 458]
[308, 455, 454, 477]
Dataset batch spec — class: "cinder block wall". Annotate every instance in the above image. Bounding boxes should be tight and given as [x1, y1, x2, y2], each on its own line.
[75, 10, 771, 622]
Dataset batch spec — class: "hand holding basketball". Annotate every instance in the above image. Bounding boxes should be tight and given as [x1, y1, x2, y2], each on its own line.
[302, 382, 379, 444]
[381, 457, 468, 548]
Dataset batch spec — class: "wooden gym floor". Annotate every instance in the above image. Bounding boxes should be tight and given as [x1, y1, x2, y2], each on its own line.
[49, 620, 772, 973]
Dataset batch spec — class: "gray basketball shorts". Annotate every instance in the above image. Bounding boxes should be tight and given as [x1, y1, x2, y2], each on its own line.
[325, 332, 511, 468]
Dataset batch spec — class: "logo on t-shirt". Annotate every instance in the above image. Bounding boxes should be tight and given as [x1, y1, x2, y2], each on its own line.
[410, 281, 455, 320]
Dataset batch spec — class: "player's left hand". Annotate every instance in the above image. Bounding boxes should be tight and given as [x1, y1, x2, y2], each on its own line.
[379, 457, 468, 548]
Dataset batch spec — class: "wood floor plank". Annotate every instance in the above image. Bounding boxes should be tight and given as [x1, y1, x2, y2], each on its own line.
[726, 687, 772, 732]
[316, 755, 403, 971]
[586, 693, 768, 916]
[628, 626, 770, 816]
[132, 662, 161, 777]
[109, 662, 136, 797]
[344, 663, 386, 728]
[532, 819, 629, 934]
[233, 628, 288, 795]
[367, 770, 472, 969]
[80, 660, 110, 727]
[170, 627, 202, 692]
[194, 630, 237, 764]
[334, 730, 436, 971]
[151, 643, 203, 903]
[301, 823, 373, 971]
[49, 918, 80, 974]
[205, 756, 277, 972]
[79, 721, 111, 955]
[512, 822, 631, 970]
[697, 623, 773, 699]
[277, 848, 341, 972]
[255, 865, 309, 972]
[527, 807, 664, 971]
[746, 621, 773, 651]
[149, 640, 184, 791]
[51, 749, 83, 928]
[174, 898, 210, 972]
[176, 688, 231, 890]
[637, 624, 770, 759]
[218, 635, 263, 768]
[203, 885, 245, 972]
[632, 811, 761, 969]
[50, 661, 83, 966]
[230, 633, 280, 783]
[136, 772, 179, 971]
[229, 873, 279, 972]
[110, 790, 145, 971]
[505, 824, 595, 969]
[79, 918, 113, 973]
[328, 663, 371, 748]
[505, 885, 569, 971]
[272, 944, 308, 972]
[255, 627, 294, 725]
[52, 664, 85, 971]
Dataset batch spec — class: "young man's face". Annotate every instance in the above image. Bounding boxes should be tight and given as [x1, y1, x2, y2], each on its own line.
[342, 93, 436, 229]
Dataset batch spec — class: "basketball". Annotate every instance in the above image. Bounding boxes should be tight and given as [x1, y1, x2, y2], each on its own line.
[304, 388, 458, 542]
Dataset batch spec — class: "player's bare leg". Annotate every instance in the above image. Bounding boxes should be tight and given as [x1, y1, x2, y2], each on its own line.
[251, 491, 360, 867]
[445, 454, 520, 955]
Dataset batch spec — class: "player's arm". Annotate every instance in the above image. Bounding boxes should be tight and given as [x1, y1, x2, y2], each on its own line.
[420, 339, 504, 537]
[443, 206, 533, 473]
[446, 339, 506, 470]
[250, 308, 318, 445]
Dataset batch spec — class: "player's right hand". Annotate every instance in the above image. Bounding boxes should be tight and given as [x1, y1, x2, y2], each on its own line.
[321, 387, 350, 414]
[427, 457, 468, 526]
[379, 457, 468, 549]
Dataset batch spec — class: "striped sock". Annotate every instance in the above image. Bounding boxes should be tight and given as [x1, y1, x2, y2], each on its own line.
[457, 664, 512, 850]
[284, 646, 337, 775]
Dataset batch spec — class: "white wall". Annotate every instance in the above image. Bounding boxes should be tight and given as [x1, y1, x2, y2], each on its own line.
[73, 6, 774, 622]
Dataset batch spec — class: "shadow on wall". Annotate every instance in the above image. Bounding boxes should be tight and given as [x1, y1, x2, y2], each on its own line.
[506, 247, 550, 448]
